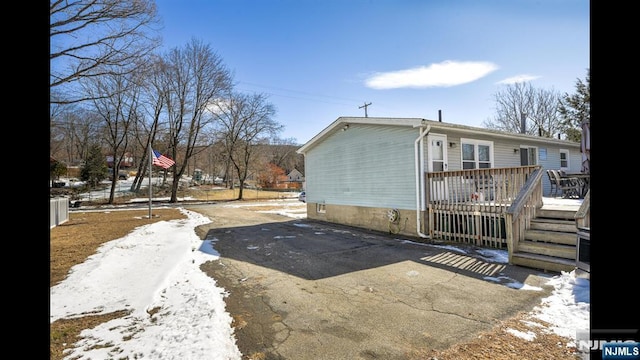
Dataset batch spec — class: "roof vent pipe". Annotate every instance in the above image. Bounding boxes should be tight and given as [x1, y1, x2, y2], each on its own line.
[520, 113, 527, 134]
[438, 110, 442, 122]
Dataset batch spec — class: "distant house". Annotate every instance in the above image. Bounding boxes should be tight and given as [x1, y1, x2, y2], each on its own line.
[296, 116, 582, 239]
[287, 169, 304, 182]
[106, 152, 135, 169]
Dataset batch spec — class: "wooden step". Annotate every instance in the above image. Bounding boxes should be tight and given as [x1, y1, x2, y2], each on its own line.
[511, 251, 577, 273]
[517, 240, 576, 259]
[512, 199, 584, 273]
[523, 229, 576, 245]
[530, 218, 576, 232]
[536, 208, 576, 220]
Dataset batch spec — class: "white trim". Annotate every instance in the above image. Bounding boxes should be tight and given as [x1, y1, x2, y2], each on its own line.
[460, 138, 494, 169]
[559, 148, 570, 170]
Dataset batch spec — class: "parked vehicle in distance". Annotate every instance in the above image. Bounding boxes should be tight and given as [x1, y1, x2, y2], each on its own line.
[109, 169, 129, 180]
[298, 191, 306, 203]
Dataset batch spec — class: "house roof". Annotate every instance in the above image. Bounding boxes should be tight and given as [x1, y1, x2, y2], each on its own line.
[287, 169, 303, 176]
[297, 116, 580, 154]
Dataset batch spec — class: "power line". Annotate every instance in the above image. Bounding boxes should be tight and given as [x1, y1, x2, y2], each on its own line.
[236, 86, 355, 107]
[238, 81, 361, 105]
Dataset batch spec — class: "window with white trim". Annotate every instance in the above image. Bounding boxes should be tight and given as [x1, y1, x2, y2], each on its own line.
[559, 149, 570, 170]
[461, 139, 494, 169]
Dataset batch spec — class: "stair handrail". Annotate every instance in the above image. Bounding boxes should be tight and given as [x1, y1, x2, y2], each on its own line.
[504, 167, 544, 263]
[574, 189, 590, 230]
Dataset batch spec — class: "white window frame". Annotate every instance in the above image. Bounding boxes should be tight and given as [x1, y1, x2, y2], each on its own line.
[460, 138, 494, 169]
[559, 149, 570, 171]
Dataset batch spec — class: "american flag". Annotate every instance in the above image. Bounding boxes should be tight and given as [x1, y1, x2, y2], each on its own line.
[152, 149, 175, 169]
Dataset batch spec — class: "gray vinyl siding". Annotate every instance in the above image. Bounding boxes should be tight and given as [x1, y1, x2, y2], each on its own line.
[539, 146, 560, 196]
[493, 141, 522, 168]
[305, 124, 418, 210]
[538, 146, 583, 196]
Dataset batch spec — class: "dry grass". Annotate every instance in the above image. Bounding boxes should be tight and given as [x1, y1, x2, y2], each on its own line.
[407, 311, 583, 359]
[49, 187, 289, 360]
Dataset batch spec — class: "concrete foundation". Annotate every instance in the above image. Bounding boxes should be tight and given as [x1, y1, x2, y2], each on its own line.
[306, 202, 427, 239]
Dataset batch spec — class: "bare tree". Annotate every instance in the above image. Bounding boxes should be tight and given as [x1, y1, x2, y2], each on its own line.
[129, 55, 168, 193]
[483, 82, 564, 138]
[82, 68, 145, 203]
[51, 106, 103, 166]
[51, 96, 105, 165]
[213, 92, 281, 200]
[266, 137, 304, 173]
[50, 0, 161, 105]
[161, 38, 234, 202]
[201, 138, 230, 183]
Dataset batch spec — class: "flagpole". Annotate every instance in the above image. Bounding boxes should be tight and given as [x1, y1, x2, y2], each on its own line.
[148, 147, 153, 219]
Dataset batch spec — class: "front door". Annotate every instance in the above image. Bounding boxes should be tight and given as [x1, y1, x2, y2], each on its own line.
[427, 134, 448, 200]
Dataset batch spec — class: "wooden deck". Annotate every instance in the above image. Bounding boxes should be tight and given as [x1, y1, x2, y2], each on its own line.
[425, 166, 590, 273]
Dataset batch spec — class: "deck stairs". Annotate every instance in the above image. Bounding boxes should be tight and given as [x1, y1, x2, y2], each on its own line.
[511, 205, 578, 273]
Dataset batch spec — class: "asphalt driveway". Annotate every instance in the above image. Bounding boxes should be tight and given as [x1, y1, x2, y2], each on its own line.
[188, 203, 554, 360]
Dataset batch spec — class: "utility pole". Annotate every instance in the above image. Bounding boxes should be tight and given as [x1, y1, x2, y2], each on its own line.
[359, 102, 372, 117]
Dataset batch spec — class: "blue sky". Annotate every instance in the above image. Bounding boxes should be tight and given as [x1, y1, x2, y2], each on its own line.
[155, 0, 589, 145]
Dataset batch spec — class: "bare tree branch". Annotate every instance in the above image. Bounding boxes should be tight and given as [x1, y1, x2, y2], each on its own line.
[50, 0, 161, 105]
[483, 82, 563, 138]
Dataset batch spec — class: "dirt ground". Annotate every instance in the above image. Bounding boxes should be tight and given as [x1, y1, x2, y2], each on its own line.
[50, 194, 582, 360]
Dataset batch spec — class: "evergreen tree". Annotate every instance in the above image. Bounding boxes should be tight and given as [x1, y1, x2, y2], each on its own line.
[50, 159, 67, 186]
[80, 144, 109, 188]
[558, 69, 590, 142]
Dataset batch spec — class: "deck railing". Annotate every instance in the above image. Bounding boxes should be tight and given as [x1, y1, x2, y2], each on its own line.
[574, 189, 590, 230]
[574, 189, 590, 272]
[426, 166, 541, 249]
[503, 168, 544, 261]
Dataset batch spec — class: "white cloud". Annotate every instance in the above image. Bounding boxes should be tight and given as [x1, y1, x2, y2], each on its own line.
[364, 60, 499, 89]
[497, 74, 541, 85]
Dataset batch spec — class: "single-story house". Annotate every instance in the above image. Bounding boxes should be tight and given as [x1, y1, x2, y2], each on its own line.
[287, 168, 305, 182]
[296, 116, 583, 242]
